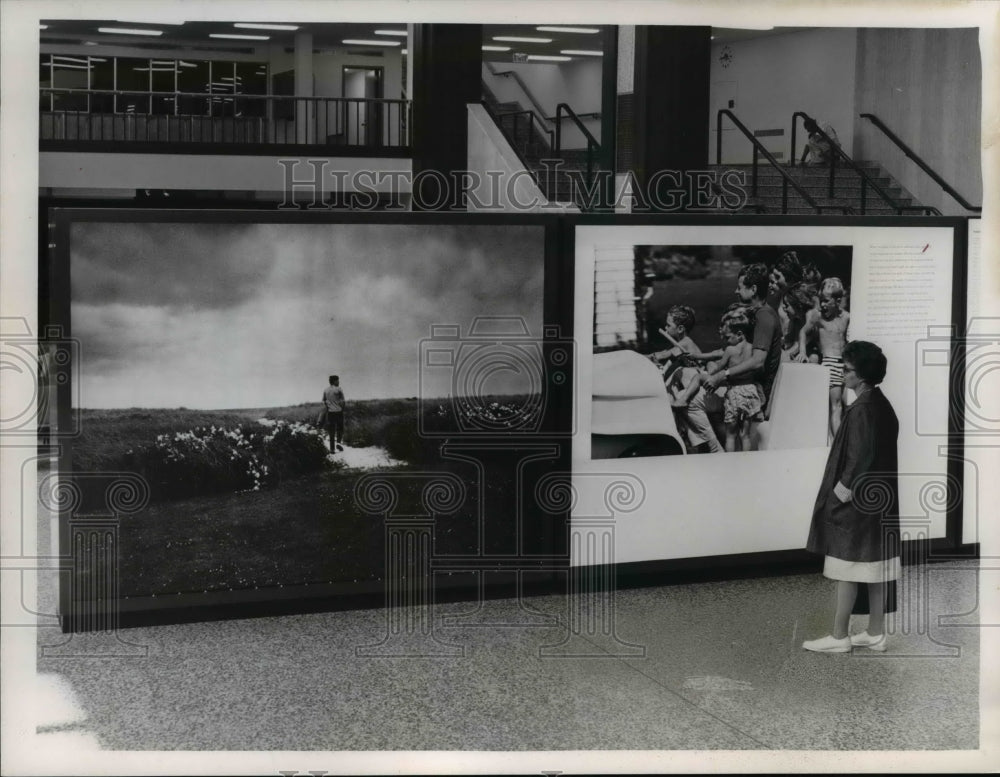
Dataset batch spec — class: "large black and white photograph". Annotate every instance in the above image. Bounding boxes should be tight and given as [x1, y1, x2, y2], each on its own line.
[592, 243, 853, 457]
[573, 221, 957, 564]
[68, 220, 548, 597]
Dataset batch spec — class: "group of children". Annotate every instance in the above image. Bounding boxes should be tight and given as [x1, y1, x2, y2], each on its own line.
[653, 251, 850, 454]
[770, 251, 851, 436]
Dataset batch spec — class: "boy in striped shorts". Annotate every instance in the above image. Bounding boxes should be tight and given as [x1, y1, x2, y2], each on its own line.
[797, 277, 850, 436]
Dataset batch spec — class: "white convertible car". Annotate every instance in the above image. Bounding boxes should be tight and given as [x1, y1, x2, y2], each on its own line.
[590, 349, 829, 458]
[590, 349, 687, 458]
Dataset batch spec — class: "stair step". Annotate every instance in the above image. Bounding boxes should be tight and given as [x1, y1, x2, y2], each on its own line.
[744, 202, 906, 215]
[751, 188, 909, 204]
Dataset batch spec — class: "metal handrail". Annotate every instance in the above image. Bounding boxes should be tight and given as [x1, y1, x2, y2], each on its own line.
[860, 112, 982, 213]
[549, 111, 601, 121]
[39, 87, 411, 148]
[791, 111, 906, 215]
[480, 101, 544, 191]
[39, 86, 409, 106]
[495, 109, 555, 152]
[716, 109, 848, 215]
[555, 102, 600, 187]
[485, 62, 554, 137]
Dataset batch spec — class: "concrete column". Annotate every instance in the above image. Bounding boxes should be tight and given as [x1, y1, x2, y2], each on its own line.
[411, 24, 482, 209]
[294, 32, 313, 144]
[633, 26, 712, 209]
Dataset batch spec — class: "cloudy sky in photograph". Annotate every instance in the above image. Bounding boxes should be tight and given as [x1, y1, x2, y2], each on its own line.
[71, 221, 545, 409]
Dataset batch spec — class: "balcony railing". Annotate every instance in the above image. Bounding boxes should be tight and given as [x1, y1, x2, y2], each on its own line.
[40, 88, 412, 155]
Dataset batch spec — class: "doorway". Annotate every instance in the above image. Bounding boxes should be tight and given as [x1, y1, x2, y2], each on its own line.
[343, 66, 384, 146]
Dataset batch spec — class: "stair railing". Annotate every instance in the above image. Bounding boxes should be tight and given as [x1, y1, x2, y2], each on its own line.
[555, 102, 600, 189]
[480, 100, 544, 192]
[496, 109, 554, 153]
[716, 109, 849, 214]
[860, 113, 981, 213]
[790, 111, 925, 215]
[484, 62, 554, 139]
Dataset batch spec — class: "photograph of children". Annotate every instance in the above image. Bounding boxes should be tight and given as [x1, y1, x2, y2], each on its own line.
[591, 244, 853, 457]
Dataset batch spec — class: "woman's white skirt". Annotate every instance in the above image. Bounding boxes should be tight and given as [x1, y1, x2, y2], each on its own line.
[824, 554, 901, 583]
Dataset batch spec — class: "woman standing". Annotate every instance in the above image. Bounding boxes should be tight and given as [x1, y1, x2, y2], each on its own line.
[802, 340, 900, 653]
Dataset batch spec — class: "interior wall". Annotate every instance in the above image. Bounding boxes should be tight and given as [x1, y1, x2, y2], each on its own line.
[708, 29, 857, 164]
[267, 47, 404, 100]
[853, 28, 982, 216]
[483, 58, 603, 148]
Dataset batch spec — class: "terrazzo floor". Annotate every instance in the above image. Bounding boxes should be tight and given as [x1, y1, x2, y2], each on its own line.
[31, 557, 980, 752]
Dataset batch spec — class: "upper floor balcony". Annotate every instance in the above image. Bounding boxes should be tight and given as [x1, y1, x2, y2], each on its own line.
[40, 88, 412, 157]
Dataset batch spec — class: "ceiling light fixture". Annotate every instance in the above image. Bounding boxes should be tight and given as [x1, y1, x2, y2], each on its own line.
[536, 26, 600, 34]
[482, 45, 511, 51]
[493, 36, 552, 43]
[560, 49, 602, 56]
[374, 30, 408, 36]
[341, 39, 400, 46]
[97, 27, 164, 36]
[527, 54, 571, 62]
[234, 23, 299, 31]
[209, 33, 270, 40]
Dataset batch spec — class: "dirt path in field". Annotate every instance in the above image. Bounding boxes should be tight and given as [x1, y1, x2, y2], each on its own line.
[322, 438, 406, 469]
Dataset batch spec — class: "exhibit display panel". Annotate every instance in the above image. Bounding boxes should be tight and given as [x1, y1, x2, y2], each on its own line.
[45, 210, 971, 629]
[49, 209, 571, 631]
[571, 217, 966, 572]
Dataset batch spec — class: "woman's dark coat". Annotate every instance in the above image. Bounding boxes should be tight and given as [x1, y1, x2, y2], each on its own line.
[806, 387, 900, 562]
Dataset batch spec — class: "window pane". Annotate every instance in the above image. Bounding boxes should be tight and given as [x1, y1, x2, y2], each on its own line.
[209, 61, 236, 117]
[151, 60, 176, 115]
[40, 56, 52, 111]
[177, 60, 209, 116]
[90, 57, 114, 112]
[51, 56, 89, 111]
[116, 58, 150, 113]
[236, 61, 266, 118]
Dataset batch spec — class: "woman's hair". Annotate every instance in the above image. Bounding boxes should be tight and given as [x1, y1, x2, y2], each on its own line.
[803, 118, 820, 134]
[773, 251, 803, 285]
[782, 282, 815, 319]
[738, 262, 770, 301]
[843, 340, 887, 385]
[667, 305, 696, 333]
[821, 276, 846, 300]
[801, 263, 823, 286]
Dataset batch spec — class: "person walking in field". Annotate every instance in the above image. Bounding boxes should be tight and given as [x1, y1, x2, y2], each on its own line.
[323, 375, 346, 452]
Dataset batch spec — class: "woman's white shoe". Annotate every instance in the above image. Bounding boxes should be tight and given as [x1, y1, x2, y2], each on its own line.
[802, 635, 852, 653]
[850, 631, 887, 652]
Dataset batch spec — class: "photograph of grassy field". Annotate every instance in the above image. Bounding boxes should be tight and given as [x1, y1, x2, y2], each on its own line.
[67, 220, 547, 597]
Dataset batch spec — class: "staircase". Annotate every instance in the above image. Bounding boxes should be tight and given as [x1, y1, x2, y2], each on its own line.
[708, 162, 933, 215]
[481, 85, 603, 210]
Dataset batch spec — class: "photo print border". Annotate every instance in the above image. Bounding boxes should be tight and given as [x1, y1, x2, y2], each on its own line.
[46, 208, 573, 632]
[567, 214, 971, 590]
